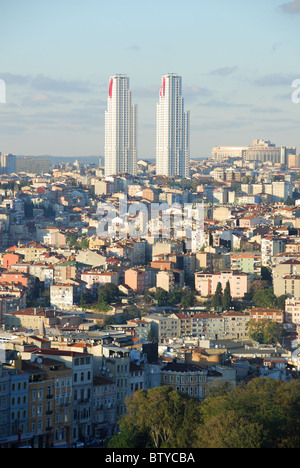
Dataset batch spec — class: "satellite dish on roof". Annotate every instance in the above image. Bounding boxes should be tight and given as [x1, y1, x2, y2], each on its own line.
[37, 358, 42, 364]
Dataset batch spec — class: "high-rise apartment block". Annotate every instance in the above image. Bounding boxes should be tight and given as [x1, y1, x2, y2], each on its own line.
[0, 153, 16, 175]
[104, 75, 137, 177]
[16, 157, 49, 174]
[156, 74, 190, 178]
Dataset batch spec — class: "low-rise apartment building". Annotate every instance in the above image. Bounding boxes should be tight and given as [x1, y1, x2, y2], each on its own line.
[246, 308, 284, 324]
[156, 269, 184, 292]
[92, 376, 117, 439]
[22, 356, 72, 448]
[143, 314, 181, 342]
[161, 362, 208, 400]
[125, 268, 146, 293]
[5, 307, 57, 331]
[91, 344, 131, 419]
[192, 311, 250, 340]
[31, 349, 93, 445]
[50, 284, 74, 310]
[195, 270, 250, 298]
[81, 271, 118, 290]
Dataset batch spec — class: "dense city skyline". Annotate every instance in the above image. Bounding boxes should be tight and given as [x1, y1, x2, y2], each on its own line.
[1, 0, 300, 452]
[0, 0, 300, 159]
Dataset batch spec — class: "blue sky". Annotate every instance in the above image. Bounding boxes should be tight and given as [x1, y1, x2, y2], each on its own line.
[0, 0, 300, 160]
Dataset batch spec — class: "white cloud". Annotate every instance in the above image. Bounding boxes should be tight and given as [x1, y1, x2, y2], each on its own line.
[210, 66, 238, 76]
[254, 73, 296, 87]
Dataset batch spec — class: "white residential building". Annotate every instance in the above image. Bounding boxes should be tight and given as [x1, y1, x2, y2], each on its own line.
[104, 75, 137, 177]
[50, 284, 74, 310]
[156, 74, 190, 178]
[261, 237, 286, 267]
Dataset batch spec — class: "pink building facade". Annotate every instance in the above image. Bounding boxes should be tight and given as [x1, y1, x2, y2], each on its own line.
[195, 270, 250, 298]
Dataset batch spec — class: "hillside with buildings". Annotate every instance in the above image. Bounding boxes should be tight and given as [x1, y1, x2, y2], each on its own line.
[0, 143, 300, 447]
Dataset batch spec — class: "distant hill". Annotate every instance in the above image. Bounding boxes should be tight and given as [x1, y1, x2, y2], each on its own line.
[16, 155, 101, 164]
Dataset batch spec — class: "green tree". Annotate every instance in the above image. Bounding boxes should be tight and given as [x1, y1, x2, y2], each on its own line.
[247, 319, 285, 344]
[247, 320, 265, 343]
[198, 378, 300, 448]
[253, 288, 277, 309]
[197, 410, 263, 448]
[261, 267, 272, 284]
[212, 282, 223, 310]
[80, 293, 86, 310]
[67, 235, 78, 248]
[222, 281, 232, 310]
[168, 289, 182, 306]
[276, 294, 287, 311]
[154, 289, 169, 307]
[97, 283, 120, 311]
[113, 387, 200, 449]
[181, 290, 196, 308]
[79, 237, 89, 249]
[107, 421, 150, 448]
[285, 196, 294, 206]
[108, 379, 300, 449]
[147, 327, 157, 343]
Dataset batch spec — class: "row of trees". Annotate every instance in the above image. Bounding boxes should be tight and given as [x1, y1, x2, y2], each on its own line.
[211, 281, 233, 311]
[145, 288, 196, 308]
[108, 378, 300, 449]
[211, 281, 286, 313]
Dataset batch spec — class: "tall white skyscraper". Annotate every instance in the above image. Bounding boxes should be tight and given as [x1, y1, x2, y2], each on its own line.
[104, 75, 137, 177]
[156, 74, 190, 178]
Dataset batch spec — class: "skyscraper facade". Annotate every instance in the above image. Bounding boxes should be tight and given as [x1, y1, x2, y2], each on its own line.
[0, 153, 16, 175]
[104, 75, 137, 177]
[156, 74, 190, 178]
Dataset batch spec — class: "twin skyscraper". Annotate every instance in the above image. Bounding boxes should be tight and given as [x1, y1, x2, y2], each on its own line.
[104, 74, 190, 178]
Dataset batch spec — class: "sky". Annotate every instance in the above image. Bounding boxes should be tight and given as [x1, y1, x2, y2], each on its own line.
[0, 0, 300, 160]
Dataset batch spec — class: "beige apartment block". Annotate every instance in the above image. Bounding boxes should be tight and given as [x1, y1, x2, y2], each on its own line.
[273, 259, 300, 278]
[274, 275, 300, 298]
[156, 270, 175, 292]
